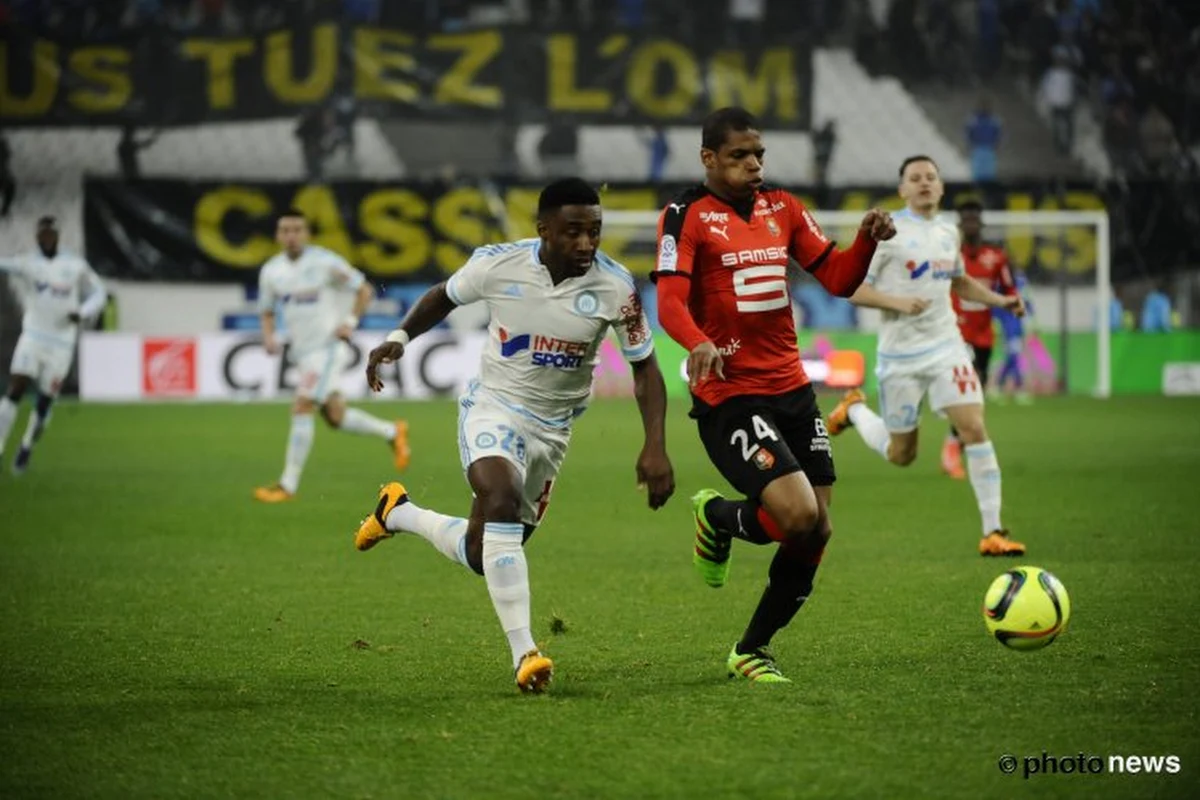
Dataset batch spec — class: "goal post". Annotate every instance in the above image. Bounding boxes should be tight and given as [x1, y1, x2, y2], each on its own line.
[603, 208, 1112, 399]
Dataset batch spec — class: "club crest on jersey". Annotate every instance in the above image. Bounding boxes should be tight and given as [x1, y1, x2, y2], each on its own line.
[573, 291, 599, 316]
[766, 217, 781, 237]
[905, 259, 955, 280]
[752, 448, 776, 471]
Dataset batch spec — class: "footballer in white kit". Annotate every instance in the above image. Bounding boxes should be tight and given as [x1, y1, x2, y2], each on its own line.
[252, 209, 410, 503]
[353, 179, 675, 694]
[825, 156, 1028, 557]
[0, 216, 106, 475]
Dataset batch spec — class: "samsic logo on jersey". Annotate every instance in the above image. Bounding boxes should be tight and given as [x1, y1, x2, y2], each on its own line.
[906, 259, 956, 280]
[281, 289, 320, 305]
[499, 327, 589, 369]
[720, 245, 789, 267]
[33, 280, 72, 298]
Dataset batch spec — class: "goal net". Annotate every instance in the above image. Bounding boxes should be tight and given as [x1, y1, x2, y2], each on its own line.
[603, 209, 1112, 399]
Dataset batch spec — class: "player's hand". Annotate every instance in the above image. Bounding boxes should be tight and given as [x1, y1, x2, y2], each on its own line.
[892, 296, 931, 315]
[334, 323, 354, 341]
[263, 335, 281, 356]
[636, 445, 675, 510]
[687, 341, 725, 389]
[366, 341, 405, 393]
[67, 312, 81, 324]
[860, 208, 897, 242]
[999, 294, 1026, 318]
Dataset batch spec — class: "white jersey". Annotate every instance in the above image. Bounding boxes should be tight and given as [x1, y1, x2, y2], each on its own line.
[446, 239, 654, 424]
[0, 249, 107, 349]
[865, 209, 966, 358]
[257, 246, 364, 359]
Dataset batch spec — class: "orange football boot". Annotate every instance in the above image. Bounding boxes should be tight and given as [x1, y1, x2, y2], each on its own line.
[979, 529, 1026, 557]
[826, 388, 866, 436]
[253, 483, 294, 503]
[355, 482, 410, 551]
[392, 420, 411, 472]
[941, 437, 966, 479]
[515, 649, 554, 694]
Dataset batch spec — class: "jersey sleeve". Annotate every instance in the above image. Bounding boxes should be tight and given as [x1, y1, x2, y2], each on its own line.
[324, 250, 366, 290]
[256, 265, 277, 313]
[77, 261, 108, 319]
[445, 248, 496, 306]
[864, 238, 891, 285]
[0, 254, 27, 276]
[651, 202, 699, 280]
[612, 289, 655, 363]
[786, 194, 835, 271]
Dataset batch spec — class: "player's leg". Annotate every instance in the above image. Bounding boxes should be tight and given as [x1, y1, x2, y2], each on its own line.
[827, 370, 922, 467]
[932, 360, 1025, 556]
[12, 350, 68, 474]
[945, 345, 989, 479]
[255, 374, 317, 502]
[0, 373, 33, 467]
[691, 398, 799, 589]
[321, 391, 411, 472]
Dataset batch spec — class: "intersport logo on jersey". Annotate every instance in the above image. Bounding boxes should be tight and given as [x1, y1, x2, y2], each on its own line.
[498, 327, 589, 369]
[906, 259, 956, 280]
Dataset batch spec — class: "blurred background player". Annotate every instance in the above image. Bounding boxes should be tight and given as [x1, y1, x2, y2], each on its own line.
[355, 179, 675, 694]
[654, 107, 895, 683]
[942, 199, 1016, 479]
[826, 156, 1028, 557]
[0, 215, 106, 472]
[253, 209, 409, 502]
[993, 270, 1034, 404]
[0, 216, 106, 474]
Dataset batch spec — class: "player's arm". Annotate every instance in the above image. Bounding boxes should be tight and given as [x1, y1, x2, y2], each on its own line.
[367, 250, 491, 391]
[256, 267, 282, 355]
[952, 273, 1024, 316]
[788, 198, 896, 297]
[71, 263, 108, 324]
[0, 255, 25, 275]
[613, 287, 673, 509]
[327, 253, 371, 340]
[652, 203, 725, 389]
[845, 244, 930, 315]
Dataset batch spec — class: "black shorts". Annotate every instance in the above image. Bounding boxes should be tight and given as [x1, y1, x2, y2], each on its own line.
[971, 345, 993, 387]
[692, 384, 835, 500]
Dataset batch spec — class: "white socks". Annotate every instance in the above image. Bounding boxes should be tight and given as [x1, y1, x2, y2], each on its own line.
[279, 413, 315, 494]
[482, 521, 536, 668]
[339, 408, 394, 439]
[386, 500, 470, 568]
[0, 397, 15, 456]
[849, 402, 891, 460]
[964, 441, 1003, 533]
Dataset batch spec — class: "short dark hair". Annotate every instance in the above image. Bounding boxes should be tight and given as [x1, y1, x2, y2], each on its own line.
[898, 155, 939, 179]
[37, 215, 57, 229]
[702, 106, 758, 151]
[277, 208, 307, 225]
[956, 198, 984, 214]
[537, 178, 600, 217]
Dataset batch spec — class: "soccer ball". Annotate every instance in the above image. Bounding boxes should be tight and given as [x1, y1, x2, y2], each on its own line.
[982, 566, 1071, 651]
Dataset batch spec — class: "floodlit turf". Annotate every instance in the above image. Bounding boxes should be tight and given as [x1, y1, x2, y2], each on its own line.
[1, 395, 1198, 799]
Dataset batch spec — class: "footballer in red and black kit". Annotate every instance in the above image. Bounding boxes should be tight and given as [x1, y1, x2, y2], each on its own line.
[653, 107, 896, 682]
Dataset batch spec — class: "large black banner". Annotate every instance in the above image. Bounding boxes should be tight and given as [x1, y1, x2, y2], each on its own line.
[84, 178, 1200, 285]
[1, 24, 813, 128]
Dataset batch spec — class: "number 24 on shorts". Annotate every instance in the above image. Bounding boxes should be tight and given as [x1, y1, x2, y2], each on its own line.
[731, 414, 780, 465]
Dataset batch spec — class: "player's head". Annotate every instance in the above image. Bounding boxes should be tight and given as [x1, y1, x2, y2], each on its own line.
[898, 155, 943, 214]
[701, 106, 764, 199]
[536, 178, 602, 278]
[276, 208, 309, 258]
[957, 199, 984, 243]
[36, 216, 58, 256]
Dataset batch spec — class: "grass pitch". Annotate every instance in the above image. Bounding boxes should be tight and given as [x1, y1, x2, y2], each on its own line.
[1, 395, 1198, 799]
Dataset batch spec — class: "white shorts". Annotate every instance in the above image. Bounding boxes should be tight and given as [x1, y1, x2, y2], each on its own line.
[876, 342, 983, 433]
[457, 383, 571, 527]
[10, 334, 74, 396]
[291, 342, 352, 403]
